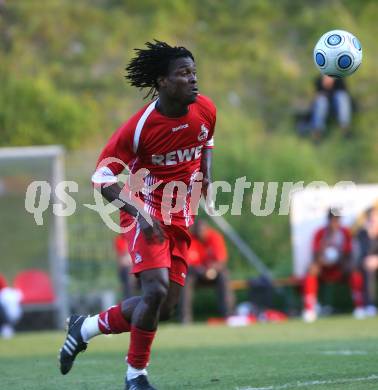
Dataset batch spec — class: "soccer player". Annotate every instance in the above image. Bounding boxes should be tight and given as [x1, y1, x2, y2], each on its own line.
[59, 41, 216, 390]
[302, 209, 364, 322]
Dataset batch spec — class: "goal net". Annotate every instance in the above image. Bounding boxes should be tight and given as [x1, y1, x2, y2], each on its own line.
[0, 145, 68, 328]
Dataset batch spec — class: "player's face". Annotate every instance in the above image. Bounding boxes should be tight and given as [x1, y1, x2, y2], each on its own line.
[164, 57, 198, 104]
[329, 216, 340, 230]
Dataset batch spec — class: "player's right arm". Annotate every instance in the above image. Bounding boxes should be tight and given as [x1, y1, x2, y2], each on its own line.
[92, 121, 165, 242]
[92, 122, 140, 218]
[100, 182, 165, 242]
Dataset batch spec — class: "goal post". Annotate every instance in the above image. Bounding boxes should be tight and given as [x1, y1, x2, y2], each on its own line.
[0, 145, 69, 329]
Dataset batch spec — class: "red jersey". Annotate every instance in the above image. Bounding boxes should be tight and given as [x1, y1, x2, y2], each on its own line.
[187, 238, 206, 266]
[114, 234, 129, 256]
[187, 227, 228, 267]
[0, 273, 8, 290]
[202, 227, 228, 263]
[94, 95, 216, 228]
[312, 226, 352, 255]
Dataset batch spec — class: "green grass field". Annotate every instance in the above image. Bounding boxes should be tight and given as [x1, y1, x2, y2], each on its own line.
[1, 316, 378, 390]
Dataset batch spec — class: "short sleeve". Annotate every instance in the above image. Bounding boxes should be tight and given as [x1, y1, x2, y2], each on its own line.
[198, 95, 216, 149]
[92, 122, 136, 182]
[312, 228, 324, 253]
[205, 136, 214, 149]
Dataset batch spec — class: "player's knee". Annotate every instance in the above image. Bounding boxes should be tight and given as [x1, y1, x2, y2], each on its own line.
[160, 283, 182, 321]
[143, 280, 169, 308]
[154, 281, 169, 302]
[140, 269, 169, 306]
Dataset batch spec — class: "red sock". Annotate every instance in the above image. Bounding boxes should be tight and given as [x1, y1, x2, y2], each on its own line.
[303, 274, 318, 311]
[127, 326, 156, 369]
[98, 304, 131, 334]
[349, 271, 364, 308]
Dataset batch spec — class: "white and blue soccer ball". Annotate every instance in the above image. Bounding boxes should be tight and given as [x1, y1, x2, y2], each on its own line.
[313, 29, 362, 78]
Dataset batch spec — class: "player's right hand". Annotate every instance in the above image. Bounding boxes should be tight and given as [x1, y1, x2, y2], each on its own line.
[138, 214, 166, 243]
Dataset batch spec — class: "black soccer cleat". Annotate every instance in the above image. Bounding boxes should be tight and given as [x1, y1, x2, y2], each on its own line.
[125, 375, 157, 390]
[59, 315, 88, 375]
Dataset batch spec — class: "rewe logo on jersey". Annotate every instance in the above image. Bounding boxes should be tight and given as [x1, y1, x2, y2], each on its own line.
[198, 124, 209, 141]
[172, 123, 189, 132]
[151, 145, 203, 166]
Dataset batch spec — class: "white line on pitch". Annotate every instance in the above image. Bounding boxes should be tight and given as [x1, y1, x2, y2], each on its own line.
[320, 350, 367, 356]
[236, 374, 378, 390]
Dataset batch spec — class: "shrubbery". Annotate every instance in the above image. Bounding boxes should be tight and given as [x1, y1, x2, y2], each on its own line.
[1, 0, 377, 275]
[0, 71, 98, 148]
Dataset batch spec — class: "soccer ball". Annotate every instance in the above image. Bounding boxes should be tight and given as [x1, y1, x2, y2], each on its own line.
[313, 29, 362, 77]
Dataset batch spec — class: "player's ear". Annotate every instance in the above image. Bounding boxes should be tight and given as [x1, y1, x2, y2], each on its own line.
[157, 76, 167, 89]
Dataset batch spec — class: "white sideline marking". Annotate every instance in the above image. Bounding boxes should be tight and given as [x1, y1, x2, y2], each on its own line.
[236, 374, 378, 390]
[320, 350, 367, 356]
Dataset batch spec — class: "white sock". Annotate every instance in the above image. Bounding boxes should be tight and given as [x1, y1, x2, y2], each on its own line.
[127, 364, 148, 381]
[80, 315, 101, 342]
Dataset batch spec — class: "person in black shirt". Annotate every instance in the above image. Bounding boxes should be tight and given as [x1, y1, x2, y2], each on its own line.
[311, 75, 352, 139]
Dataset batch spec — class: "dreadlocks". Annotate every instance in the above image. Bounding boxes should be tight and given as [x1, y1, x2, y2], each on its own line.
[125, 40, 194, 100]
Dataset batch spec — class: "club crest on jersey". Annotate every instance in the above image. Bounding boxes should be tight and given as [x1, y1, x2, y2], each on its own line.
[135, 253, 143, 264]
[198, 124, 209, 142]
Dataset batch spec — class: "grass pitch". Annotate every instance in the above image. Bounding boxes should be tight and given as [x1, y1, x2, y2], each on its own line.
[1, 316, 378, 390]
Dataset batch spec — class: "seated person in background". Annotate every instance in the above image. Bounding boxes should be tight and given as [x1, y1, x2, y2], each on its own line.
[310, 75, 352, 139]
[302, 209, 364, 322]
[179, 220, 235, 323]
[0, 274, 22, 339]
[355, 207, 378, 316]
[113, 233, 138, 299]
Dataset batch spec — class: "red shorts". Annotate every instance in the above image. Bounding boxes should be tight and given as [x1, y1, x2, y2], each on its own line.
[124, 222, 191, 286]
[320, 265, 343, 283]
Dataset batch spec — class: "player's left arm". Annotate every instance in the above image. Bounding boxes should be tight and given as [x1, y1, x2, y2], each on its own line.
[199, 95, 216, 211]
[200, 147, 212, 198]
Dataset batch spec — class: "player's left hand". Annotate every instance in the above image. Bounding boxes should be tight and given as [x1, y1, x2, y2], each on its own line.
[202, 178, 216, 216]
[138, 214, 166, 243]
